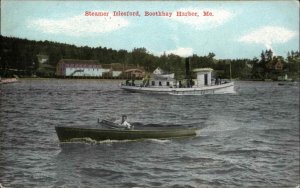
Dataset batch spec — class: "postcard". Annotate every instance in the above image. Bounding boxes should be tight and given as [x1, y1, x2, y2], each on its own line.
[1, 1, 299, 187]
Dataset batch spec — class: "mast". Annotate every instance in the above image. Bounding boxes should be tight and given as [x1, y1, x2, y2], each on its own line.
[229, 61, 232, 81]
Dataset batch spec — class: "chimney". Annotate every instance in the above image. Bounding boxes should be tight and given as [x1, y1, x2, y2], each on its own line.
[185, 57, 191, 79]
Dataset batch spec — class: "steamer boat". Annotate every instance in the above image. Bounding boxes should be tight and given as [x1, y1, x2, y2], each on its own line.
[121, 67, 234, 95]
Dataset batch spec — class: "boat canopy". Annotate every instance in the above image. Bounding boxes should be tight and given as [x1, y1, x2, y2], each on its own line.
[152, 73, 174, 80]
[193, 68, 214, 73]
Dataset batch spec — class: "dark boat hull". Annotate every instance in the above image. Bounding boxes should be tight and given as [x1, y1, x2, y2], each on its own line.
[55, 126, 198, 142]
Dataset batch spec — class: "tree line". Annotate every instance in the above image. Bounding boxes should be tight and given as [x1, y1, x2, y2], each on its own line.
[0, 35, 299, 80]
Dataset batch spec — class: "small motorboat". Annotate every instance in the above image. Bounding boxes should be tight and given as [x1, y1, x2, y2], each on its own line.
[55, 119, 198, 142]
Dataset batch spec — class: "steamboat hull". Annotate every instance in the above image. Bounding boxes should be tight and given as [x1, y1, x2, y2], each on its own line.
[121, 82, 234, 95]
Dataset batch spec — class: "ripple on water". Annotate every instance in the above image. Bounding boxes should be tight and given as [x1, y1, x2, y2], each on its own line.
[0, 80, 299, 187]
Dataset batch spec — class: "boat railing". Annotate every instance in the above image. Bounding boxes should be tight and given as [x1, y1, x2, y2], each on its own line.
[121, 78, 232, 88]
[211, 78, 231, 86]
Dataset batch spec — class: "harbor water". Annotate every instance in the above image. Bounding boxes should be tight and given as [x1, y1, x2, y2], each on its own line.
[0, 79, 299, 187]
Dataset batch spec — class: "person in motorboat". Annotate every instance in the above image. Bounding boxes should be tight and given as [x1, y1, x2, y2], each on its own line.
[114, 115, 133, 129]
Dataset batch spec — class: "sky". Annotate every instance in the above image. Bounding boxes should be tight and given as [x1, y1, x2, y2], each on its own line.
[1, 0, 299, 59]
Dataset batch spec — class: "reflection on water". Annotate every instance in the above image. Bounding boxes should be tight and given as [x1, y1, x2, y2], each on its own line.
[0, 79, 299, 187]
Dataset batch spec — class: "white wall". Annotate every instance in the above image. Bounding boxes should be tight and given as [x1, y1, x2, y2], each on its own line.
[65, 68, 110, 77]
[152, 80, 174, 87]
[196, 72, 212, 87]
[112, 71, 122, 77]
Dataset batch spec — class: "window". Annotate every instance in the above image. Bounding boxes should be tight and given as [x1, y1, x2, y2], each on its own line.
[166, 82, 170, 86]
[159, 81, 162, 86]
[204, 74, 208, 85]
[152, 81, 155, 86]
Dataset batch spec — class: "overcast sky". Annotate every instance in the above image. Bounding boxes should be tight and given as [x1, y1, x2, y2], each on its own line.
[1, 0, 299, 59]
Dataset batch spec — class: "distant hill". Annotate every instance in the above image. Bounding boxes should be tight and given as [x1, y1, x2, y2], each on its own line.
[0, 35, 299, 80]
[0, 35, 133, 77]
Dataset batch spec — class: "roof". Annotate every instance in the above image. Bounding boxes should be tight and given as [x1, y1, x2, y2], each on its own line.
[193, 68, 214, 72]
[153, 73, 174, 79]
[102, 63, 124, 71]
[153, 67, 166, 75]
[59, 59, 99, 65]
[125, 68, 144, 73]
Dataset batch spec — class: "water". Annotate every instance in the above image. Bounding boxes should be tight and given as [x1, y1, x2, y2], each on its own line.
[0, 79, 299, 187]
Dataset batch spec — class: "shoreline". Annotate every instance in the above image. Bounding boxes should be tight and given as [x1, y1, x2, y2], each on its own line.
[11, 77, 299, 82]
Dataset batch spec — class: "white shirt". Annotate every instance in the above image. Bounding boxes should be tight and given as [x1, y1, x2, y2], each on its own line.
[114, 119, 132, 129]
[122, 121, 132, 129]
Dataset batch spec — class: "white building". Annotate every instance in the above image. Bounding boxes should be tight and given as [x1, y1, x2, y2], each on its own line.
[37, 54, 49, 64]
[56, 59, 110, 77]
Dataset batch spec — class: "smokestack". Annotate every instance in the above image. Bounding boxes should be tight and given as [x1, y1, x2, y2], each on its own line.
[185, 57, 191, 79]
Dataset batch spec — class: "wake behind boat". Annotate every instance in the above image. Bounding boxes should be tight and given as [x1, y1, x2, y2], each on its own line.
[55, 117, 198, 142]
